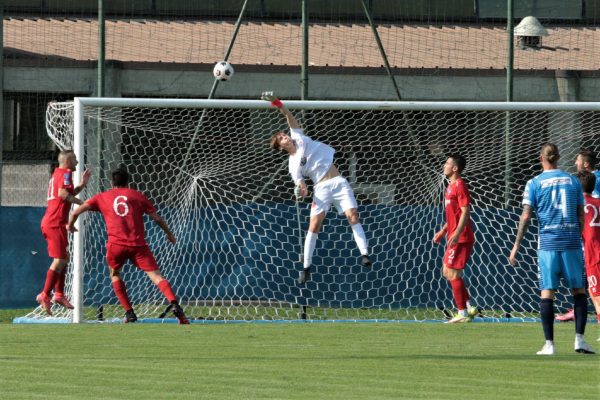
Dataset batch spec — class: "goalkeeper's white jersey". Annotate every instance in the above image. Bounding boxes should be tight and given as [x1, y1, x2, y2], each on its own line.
[288, 128, 335, 185]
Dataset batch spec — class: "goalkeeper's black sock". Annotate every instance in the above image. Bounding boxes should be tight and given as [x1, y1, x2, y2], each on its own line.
[298, 267, 311, 284]
[573, 293, 587, 335]
[361, 254, 372, 267]
[540, 298, 554, 341]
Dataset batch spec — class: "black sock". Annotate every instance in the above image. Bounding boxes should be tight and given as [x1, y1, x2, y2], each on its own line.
[573, 293, 587, 335]
[540, 298, 554, 341]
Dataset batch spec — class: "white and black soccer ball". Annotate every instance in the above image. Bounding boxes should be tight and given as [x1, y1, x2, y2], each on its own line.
[213, 61, 234, 81]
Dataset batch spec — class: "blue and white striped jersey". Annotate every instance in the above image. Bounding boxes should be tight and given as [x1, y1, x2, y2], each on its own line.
[522, 169, 584, 251]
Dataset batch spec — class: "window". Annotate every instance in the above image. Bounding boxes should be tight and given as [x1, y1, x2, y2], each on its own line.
[2, 93, 77, 160]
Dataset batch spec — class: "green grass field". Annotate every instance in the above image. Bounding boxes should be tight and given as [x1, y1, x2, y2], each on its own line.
[0, 310, 598, 400]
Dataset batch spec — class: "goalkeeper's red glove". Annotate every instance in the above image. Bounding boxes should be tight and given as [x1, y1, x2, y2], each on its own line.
[271, 99, 283, 108]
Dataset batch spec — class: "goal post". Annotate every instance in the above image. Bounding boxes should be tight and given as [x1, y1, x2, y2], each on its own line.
[72, 98, 85, 323]
[15, 98, 600, 323]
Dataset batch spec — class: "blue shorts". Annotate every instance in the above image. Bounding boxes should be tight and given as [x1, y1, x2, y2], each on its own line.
[538, 249, 584, 291]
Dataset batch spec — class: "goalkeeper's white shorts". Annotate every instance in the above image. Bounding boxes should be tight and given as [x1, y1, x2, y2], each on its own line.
[310, 176, 358, 217]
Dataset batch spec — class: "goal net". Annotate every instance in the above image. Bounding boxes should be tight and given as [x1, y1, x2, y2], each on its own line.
[17, 99, 600, 323]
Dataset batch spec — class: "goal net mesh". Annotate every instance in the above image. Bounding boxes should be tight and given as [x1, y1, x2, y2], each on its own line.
[22, 100, 600, 322]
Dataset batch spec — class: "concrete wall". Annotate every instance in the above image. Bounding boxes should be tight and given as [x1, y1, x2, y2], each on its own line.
[1, 163, 49, 206]
[6, 64, 600, 101]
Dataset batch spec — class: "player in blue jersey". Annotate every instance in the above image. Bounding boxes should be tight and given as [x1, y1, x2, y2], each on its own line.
[509, 143, 595, 355]
[575, 149, 600, 198]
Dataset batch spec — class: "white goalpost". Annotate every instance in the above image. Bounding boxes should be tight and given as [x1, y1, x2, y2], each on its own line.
[16, 98, 600, 323]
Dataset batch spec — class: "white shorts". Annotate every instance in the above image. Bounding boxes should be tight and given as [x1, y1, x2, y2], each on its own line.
[310, 176, 358, 217]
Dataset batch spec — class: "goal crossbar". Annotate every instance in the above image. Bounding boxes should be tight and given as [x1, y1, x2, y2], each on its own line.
[75, 97, 600, 111]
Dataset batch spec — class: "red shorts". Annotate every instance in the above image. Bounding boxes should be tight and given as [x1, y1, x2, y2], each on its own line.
[41, 225, 69, 259]
[106, 243, 159, 272]
[443, 242, 474, 270]
[587, 263, 600, 297]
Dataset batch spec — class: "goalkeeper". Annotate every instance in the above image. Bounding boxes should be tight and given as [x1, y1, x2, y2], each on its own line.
[264, 92, 372, 284]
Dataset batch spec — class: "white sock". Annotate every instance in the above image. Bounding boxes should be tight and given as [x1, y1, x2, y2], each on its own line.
[546, 340, 554, 346]
[575, 333, 584, 341]
[351, 223, 369, 255]
[458, 309, 467, 317]
[466, 300, 472, 308]
[303, 231, 318, 270]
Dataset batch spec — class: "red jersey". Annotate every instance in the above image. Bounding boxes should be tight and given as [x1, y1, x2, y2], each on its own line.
[583, 194, 600, 269]
[444, 178, 475, 243]
[86, 188, 156, 247]
[41, 167, 75, 228]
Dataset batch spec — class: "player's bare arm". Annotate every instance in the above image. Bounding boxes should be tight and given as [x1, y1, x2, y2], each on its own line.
[449, 206, 470, 246]
[149, 212, 176, 244]
[66, 202, 92, 232]
[74, 168, 91, 194]
[261, 91, 300, 129]
[278, 104, 300, 129]
[433, 224, 447, 244]
[509, 204, 532, 266]
[58, 188, 84, 206]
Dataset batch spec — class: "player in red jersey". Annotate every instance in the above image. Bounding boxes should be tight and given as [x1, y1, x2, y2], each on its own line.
[67, 169, 190, 324]
[433, 155, 478, 323]
[556, 151, 600, 322]
[37, 150, 90, 315]
[577, 171, 600, 332]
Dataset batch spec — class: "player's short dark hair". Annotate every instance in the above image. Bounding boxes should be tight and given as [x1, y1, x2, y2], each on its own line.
[578, 149, 597, 167]
[541, 143, 560, 164]
[448, 154, 466, 173]
[577, 170, 596, 194]
[269, 131, 285, 153]
[112, 169, 129, 187]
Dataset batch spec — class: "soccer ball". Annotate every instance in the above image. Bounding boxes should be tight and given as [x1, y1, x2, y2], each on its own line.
[213, 61, 234, 81]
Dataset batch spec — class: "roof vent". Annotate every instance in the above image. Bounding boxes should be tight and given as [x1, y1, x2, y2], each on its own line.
[514, 16, 548, 50]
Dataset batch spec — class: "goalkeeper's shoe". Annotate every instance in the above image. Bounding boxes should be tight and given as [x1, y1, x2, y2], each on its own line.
[536, 342, 555, 356]
[555, 309, 575, 322]
[124, 309, 138, 323]
[172, 303, 190, 325]
[574, 337, 596, 354]
[52, 294, 74, 309]
[36, 292, 53, 316]
[361, 255, 372, 268]
[298, 268, 311, 284]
